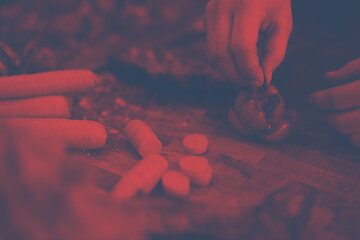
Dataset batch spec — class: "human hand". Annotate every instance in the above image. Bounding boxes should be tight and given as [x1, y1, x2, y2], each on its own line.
[309, 58, 360, 147]
[0, 69, 107, 150]
[204, 0, 292, 86]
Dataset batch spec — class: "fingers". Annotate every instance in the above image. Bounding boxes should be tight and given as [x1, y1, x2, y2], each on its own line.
[205, 4, 241, 83]
[261, 22, 292, 85]
[320, 58, 360, 148]
[325, 58, 360, 82]
[310, 67, 360, 148]
[327, 109, 360, 135]
[308, 80, 360, 110]
[230, 10, 265, 86]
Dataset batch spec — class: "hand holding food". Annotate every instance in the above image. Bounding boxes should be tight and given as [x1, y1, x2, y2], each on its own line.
[309, 58, 360, 147]
[229, 85, 292, 142]
[204, 0, 292, 86]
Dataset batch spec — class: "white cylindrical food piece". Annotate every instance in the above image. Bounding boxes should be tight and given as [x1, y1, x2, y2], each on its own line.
[0, 69, 98, 99]
[135, 154, 168, 194]
[5, 118, 107, 150]
[179, 156, 212, 187]
[162, 171, 190, 198]
[182, 133, 208, 155]
[0, 95, 71, 118]
[112, 154, 168, 200]
[124, 119, 162, 158]
[112, 173, 143, 200]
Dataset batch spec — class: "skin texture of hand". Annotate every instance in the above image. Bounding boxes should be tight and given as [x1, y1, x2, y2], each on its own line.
[204, 0, 292, 86]
[309, 58, 360, 147]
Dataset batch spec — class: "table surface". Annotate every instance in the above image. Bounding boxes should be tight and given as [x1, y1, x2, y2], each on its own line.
[73, 12, 360, 240]
[71, 45, 360, 240]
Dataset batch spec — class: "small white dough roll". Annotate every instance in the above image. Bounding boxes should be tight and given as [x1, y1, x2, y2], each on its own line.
[124, 119, 162, 158]
[179, 156, 212, 187]
[162, 170, 190, 198]
[182, 133, 208, 155]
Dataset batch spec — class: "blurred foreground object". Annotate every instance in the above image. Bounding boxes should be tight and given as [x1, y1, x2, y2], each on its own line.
[0, 68, 107, 149]
[161, 170, 190, 198]
[0, 69, 98, 99]
[4, 118, 107, 150]
[0, 120, 145, 240]
[0, 95, 71, 118]
[0, 69, 97, 118]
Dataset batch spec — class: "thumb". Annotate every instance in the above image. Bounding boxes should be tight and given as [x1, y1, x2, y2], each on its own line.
[261, 26, 291, 85]
[325, 58, 360, 82]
